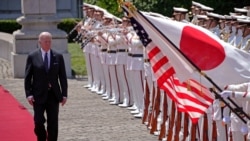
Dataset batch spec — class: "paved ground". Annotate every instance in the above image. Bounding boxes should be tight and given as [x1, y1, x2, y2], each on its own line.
[0, 58, 157, 141]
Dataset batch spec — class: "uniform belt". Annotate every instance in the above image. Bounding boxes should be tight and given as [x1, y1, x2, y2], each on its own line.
[101, 49, 107, 52]
[144, 59, 150, 62]
[117, 49, 127, 52]
[128, 53, 132, 56]
[132, 54, 143, 57]
[107, 50, 116, 53]
[233, 107, 243, 112]
[233, 107, 244, 116]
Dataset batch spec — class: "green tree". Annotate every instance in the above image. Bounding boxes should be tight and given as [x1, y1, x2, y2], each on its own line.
[83, 0, 250, 18]
[84, 0, 123, 17]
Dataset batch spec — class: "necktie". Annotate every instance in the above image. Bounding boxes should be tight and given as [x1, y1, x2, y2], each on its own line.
[44, 52, 49, 72]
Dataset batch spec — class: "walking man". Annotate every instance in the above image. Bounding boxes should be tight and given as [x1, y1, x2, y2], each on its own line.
[24, 31, 68, 141]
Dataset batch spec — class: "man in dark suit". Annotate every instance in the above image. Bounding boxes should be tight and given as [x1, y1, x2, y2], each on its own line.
[24, 31, 68, 141]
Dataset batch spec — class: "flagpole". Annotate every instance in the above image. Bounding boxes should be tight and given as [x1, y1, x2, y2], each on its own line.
[125, 7, 250, 123]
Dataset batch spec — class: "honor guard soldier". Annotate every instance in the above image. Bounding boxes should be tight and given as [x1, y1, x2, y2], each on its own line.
[172, 7, 190, 22]
[106, 29, 120, 105]
[234, 8, 248, 16]
[126, 29, 137, 111]
[227, 16, 238, 45]
[242, 18, 250, 53]
[190, 1, 203, 24]
[89, 9, 106, 94]
[82, 5, 90, 21]
[244, 6, 250, 16]
[199, 5, 214, 15]
[231, 15, 248, 49]
[220, 82, 250, 141]
[128, 35, 144, 118]
[195, 14, 209, 27]
[125, 29, 139, 111]
[82, 7, 95, 89]
[206, 12, 223, 38]
[221, 15, 233, 42]
[95, 15, 114, 100]
[116, 17, 132, 108]
[237, 18, 250, 52]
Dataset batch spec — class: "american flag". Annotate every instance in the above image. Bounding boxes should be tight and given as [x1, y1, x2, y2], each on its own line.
[129, 15, 214, 123]
[130, 17, 175, 88]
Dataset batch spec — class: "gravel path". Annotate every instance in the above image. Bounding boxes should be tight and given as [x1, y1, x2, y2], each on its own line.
[0, 58, 157, 141]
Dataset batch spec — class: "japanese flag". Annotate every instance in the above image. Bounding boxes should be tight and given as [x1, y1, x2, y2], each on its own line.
[135, 11, 250, 89]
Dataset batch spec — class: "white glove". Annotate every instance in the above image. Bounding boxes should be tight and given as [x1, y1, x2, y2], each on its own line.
[241, 125, 248, 135]
[220, 90, 246, 98]
[222, 116, 231, 124]
[220, 90, 232, 98]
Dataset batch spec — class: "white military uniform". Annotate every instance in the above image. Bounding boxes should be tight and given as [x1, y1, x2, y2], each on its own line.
[210, 25, 221, 38]
[115, 32, 130, 107]
[232, 28, 243, 49]
[242, 35, 250, 52]
[106, 33, 120, 104]
[82, 17, 94, 88]
[129, 35, 144, 117]
[126, 30, 136, 109]
[242, 39, 250, 52]
[96, 32, 111, 99]
[89, 20, 105, 93]
[228, 26, 237, 45]
[212, 98, 228, 141]
[225, 83, 248, 141]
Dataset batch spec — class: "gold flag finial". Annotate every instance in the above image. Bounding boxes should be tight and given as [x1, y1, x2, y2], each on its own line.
[122, 1, 137, 17]
[117, 0, 124, 12]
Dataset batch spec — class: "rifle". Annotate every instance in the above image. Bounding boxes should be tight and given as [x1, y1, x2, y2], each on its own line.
[212, 120, 217, 141]
[222, 116, 229, 141]
[142, 79, 150, 124]
[158, 93, 168, 140]
[174, 111, 182, 141]
[202, 114, 209, 141]
[167, 101, 176, 141]
[183, 113, 189, 141]
[191, 123, 197, 141]
[147, 82, 155, 129]
[150, 86, 161, 134]
[229, 130, 232, 141]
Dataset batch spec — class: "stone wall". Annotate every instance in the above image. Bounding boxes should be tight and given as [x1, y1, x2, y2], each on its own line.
[0, 32, 13, 61]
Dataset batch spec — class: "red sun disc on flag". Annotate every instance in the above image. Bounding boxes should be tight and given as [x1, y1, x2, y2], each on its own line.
[179, 26, 226, 70]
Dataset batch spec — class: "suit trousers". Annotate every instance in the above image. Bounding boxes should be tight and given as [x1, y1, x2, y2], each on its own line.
[33, 90, 59, 141]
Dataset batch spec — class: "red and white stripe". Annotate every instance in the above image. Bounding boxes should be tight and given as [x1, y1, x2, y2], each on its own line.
[146, 42, 175, 87]
[162, 76, 214, 123]
[146, 41, 214, 123]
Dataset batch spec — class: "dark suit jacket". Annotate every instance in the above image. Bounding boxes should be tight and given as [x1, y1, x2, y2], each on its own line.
[24, 48, 68, 104]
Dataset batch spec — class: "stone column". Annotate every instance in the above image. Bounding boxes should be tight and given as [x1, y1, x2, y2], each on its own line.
[12, 0, 72, 78]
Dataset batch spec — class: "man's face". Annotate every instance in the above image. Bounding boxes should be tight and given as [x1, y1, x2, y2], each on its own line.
[94, 11, 103, 20]
[122, 18, 129, 26]
[39, 36, 52, 52]
[219, 21, 225, 29]
[87, 9, 94, 17]
[173, 13, 181, 21]
[197, 19, 205, 26]
[103, 18, 112, 25]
